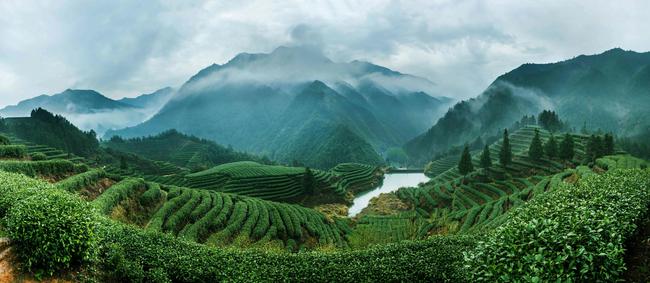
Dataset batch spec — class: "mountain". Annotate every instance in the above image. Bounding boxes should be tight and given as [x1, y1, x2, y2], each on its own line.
[118, 87, 174, 109]
[1, 108, 99, 157]
[405, 48, 650, 164]
[107, 46, 452, 168]
[0, 89, 167, 135]
[103, 129, 268, 171]
[0, 89, 133, 115]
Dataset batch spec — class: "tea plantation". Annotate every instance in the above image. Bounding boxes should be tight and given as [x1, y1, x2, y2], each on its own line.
[1, 125, 649, 281]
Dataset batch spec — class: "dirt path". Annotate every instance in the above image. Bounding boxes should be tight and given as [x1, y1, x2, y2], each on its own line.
[0, 238, 72, 283]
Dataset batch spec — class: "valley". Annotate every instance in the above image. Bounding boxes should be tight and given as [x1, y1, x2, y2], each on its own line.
[1, 46, 649, 281]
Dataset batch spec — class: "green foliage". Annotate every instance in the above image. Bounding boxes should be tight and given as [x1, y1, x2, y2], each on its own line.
[595, 155, 649, 170]
[302, 167, 315, 194]
[385, 147, 408, 166]
[0, 134, 9, 145]
[527, 129, 544, 161]
[103, 129, 266, 171]
[458, 144, 474, 175]
[603, 133, 615, 155]
[139, 183, 163, 207]
[466, 169, 650, 281]
[544, 134, 558, 158]
[100, 218, 475, 282]
[56, 169, 108, 192]
[499, 129, 512, 167]
[5, 189, 99, 276]
[537, 110, 566, 132]
[93, 178, 146, 214]
[0, 171, 53, 216]
[0, 159, 75, 177]
[480, 144, 492, 170]
[2, 108, 99, 157]
[559, 133, 575, 160]
[30, 152, 47, 161]
[0, 145, 27, 159]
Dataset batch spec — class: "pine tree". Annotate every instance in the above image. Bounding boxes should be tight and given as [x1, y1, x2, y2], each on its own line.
[458, 145, 474, 176]
[544, 134, 558, 159]
[559, 133, 574, 160]
[499, 129, 512, 168]
[302, 167, 315, 194]
[528, 129, 544, 161]
[480, 144, 492, 170]
[603, 133, 615, 155]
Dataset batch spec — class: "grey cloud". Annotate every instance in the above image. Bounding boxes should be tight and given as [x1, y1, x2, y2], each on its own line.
[1, 0, 649, 108]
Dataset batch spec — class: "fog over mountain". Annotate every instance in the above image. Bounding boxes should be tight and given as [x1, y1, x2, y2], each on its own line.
[0, 88, 173, 135]
[108, 46, 452, 167]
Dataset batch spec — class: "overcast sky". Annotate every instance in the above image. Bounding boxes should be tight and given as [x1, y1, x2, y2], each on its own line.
[1, 0, 649, 107]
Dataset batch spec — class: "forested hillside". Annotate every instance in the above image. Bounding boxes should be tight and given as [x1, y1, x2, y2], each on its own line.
[107, 46, 451, 166]
[406, 48, 650, 164]
[104, 129, 268, 172]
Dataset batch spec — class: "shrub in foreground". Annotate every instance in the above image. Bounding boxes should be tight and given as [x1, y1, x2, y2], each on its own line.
[100, 218, 475, 282]
[466, 169, 650, 281]
[5, 189, 100, 276]
[0, 171, 52, 216]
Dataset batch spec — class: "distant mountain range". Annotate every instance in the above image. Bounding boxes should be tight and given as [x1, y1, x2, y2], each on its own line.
[405, 48, 650, 163]
[0, 88, 174, 135]
[107, 46, 452, 168]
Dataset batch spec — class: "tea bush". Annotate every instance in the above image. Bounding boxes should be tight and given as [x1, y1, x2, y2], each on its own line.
[0, 145, 27, 158]
[466, 169, 650, 281]
[30, 152, 47, 161]
[0, 159, 75, 177]
[5, 189, 99, 276]
[100, 219, 475, 282]
[0, 171, 53, 216]
[56, 169, 108, 192]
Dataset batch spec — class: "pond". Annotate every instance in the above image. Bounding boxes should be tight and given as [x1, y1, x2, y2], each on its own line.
[348, 173, 429, 217]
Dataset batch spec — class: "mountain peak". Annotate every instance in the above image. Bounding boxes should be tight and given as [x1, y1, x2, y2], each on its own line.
[269, 45, 331, 63]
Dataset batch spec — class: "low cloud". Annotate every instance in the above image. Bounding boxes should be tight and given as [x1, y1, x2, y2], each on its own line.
[1, 0, 649, 107]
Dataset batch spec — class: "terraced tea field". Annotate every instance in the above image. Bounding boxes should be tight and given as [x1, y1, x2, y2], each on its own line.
[89, 179, 350, 250]
[382, 126, 595, 235]
[184, 161, 382, 202]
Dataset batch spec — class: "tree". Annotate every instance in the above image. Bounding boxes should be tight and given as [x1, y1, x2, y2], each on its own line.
[586, 135, 605, 162]
[528, 129, 544, 161]
[302, 167, 315, 194]
[499, 129, 512, 168]
[119, 156, 128, 170]
[480, 144, 492, 170]
[538, 110, 564, 132]
[544, 134, 558, 159]
[603, 133, 615, 155]
[458, 144, 474, 176]
[581, 121, 589, 134]
[559, 133, 574, 160]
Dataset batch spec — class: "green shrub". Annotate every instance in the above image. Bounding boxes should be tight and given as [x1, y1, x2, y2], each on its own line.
[100, 219, 475, 282]
[466, 169, 650, 281]
[0, 135, 9, 145]
[56, 169, 108, 192]
[0, 159, 75, 177]
[103, 243, 145, 282]
[145, 267, 172, 283]
[0, 145, 27, 158]
[30, 152, 47, 161]
[5, 189, 99, 276]
[139, 183, 163, 207]
[0, 171, 53, 216]
[93, 178, 145, 214]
